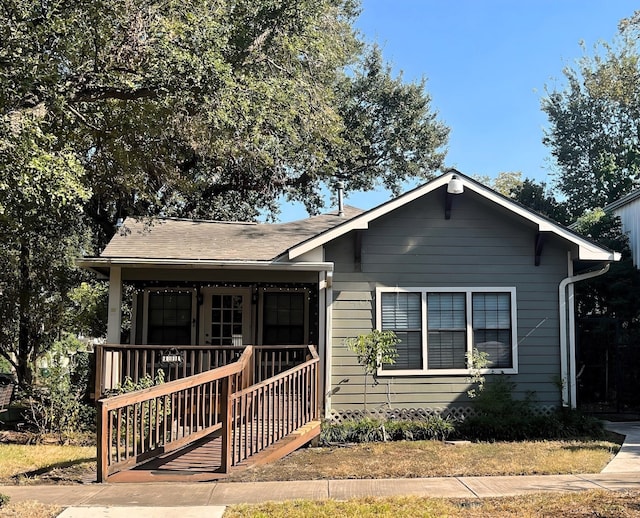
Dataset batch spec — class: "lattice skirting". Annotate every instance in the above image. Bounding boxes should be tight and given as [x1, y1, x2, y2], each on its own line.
[327, 405, 557, 424]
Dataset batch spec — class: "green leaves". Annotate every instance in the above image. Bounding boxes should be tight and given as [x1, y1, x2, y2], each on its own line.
[542, 36, 640, 218]
[345, 329, 399, 376]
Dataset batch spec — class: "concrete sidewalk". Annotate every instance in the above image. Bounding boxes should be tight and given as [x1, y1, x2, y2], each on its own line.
[0, 421, 637, 517]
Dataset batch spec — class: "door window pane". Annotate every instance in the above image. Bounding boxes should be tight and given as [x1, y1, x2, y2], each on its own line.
[210, 294, 244, 345]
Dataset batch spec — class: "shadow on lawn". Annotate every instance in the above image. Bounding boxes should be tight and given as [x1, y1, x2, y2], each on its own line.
[11, 457, 96, 483]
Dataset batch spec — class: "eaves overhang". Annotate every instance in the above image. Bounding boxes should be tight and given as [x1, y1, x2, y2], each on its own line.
[77, 257, 335, 277]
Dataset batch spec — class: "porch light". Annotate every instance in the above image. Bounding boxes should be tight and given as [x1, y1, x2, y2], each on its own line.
[447, 175, 464, 195]
[445, 175, 463, 220]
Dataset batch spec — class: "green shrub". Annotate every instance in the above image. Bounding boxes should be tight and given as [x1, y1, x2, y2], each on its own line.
[26, 335, 96, 442]
[321, 415, 455, 444]
[457, 374, 605, 441]
[0, 493, 10, 507]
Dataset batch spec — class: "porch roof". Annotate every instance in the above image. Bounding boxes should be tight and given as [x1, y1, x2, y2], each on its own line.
[91, 205, 364, 263]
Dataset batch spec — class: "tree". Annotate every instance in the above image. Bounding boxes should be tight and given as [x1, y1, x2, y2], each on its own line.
[0, 113, 90, 386]
[331, 46, 448, 197]
[345, 329, 398, 412]
[571, 210, 640, 325]
[542, 32, 640, 219]
[510, 178, 571, 225]
[2, 0, 448, 245]
[474, 171, 523, 197]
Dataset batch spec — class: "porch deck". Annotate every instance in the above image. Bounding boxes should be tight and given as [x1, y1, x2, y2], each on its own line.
[95, 344, 320, 483]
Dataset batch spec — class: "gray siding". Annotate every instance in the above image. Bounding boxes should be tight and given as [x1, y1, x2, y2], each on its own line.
[326, 186, 568, 412]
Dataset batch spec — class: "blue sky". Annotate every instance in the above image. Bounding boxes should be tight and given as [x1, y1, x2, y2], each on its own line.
[278, 0, 635, 221]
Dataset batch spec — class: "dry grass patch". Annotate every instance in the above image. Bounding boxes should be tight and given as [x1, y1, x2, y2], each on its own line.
[0, 444, 95, 483]
[0, 501, 60, 518]
[224, 490, 640, 518]
[225, 438, 620, 482]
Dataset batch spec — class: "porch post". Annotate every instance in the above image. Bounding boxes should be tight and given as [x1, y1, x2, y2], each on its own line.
[107, 266, 122, 343]
[321, 271, 333, 420]
[105, 266, 122, 391]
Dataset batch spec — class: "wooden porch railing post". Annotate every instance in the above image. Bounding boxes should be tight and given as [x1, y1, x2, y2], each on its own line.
[94, 344, 104, 399]
[96, 399, 109, 483]
[220, 376, 233, 473]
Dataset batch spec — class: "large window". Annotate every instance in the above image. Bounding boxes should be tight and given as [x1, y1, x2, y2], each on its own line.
[377, 287, 517, 375]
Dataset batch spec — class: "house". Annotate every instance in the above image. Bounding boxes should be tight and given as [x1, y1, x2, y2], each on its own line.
[604, 188, 640, 268]
[79, 170, 619, 482]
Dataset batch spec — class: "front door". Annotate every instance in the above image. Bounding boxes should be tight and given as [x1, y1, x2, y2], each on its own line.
[201, 288, 252, 346]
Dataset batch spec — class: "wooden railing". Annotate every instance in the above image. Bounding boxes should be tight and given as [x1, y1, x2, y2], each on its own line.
[94, 344, 245, 397]
[96, 347, 253, 482]
[96, 344, 319, 482]
[229, 346, 319, 466]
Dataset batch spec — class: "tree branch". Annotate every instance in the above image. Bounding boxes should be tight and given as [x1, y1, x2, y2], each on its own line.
[71, 86, 159, 103]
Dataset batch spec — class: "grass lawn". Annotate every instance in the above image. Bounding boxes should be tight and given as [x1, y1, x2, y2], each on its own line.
[0, 434, 625, 517]
[224, 437, 622, 482]
[0, 443, 95, 483]
[224, 491, 640, 517]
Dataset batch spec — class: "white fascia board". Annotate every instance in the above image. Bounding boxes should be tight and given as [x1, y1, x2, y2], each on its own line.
[287, 171, 619, 263]
[76, 257, 334, 272]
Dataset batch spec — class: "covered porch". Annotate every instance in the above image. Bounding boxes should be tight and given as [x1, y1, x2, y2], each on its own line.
[81, 259, 333, 482]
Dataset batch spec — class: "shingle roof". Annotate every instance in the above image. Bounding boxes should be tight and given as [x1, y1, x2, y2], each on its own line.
[101, 206, 364, 261]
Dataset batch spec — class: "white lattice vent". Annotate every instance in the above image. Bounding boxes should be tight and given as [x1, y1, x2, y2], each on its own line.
[327, 405, 557, 424]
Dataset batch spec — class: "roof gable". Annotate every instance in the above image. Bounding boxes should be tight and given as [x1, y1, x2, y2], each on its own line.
[287, 170, 619, 263]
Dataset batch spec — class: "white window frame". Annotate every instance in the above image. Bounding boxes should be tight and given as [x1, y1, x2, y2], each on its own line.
[141, 287, 197, 345]
[376, 286, 518, 376]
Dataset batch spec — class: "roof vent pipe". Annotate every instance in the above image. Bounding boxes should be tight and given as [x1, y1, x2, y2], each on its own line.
[337, 181, 345, 217]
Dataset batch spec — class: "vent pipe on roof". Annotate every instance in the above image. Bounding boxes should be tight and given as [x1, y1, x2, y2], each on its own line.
[337, 181, 345, 217]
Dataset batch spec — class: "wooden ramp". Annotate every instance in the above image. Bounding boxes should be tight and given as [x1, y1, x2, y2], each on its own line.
[108, 421, 321, 483]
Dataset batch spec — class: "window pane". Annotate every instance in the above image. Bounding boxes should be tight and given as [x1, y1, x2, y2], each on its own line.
[426, 293, 466, 369]
[263, 292, 306, 345]
[384, 331, 422, 370]
[381, 292, 421, 329]
[147, 292, 192, 345]
[427, 330, 466, 369]
[473, 293, 512, 368]
[427, 293, 465, 329]
[380, 292, 422, 370]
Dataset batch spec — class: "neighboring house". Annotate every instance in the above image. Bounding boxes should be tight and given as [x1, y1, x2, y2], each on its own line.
[605, 188, 640, 268]
[79, 170, 619, 481]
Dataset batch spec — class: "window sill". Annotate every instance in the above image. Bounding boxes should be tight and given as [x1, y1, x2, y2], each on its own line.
[377, 367, 518, 376]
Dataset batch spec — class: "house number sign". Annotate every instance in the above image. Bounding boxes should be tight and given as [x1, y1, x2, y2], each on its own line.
[161, 348, 184, 365]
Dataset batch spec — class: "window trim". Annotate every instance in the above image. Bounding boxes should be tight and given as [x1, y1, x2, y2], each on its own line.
[142, 288, 197, 346]
[375, 286, 518, 376]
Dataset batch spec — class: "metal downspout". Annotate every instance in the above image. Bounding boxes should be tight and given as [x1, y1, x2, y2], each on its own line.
[559, 261, 610, 408]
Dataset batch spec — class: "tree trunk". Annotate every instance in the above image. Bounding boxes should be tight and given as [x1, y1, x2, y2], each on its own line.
[17, 239, 34, 387]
